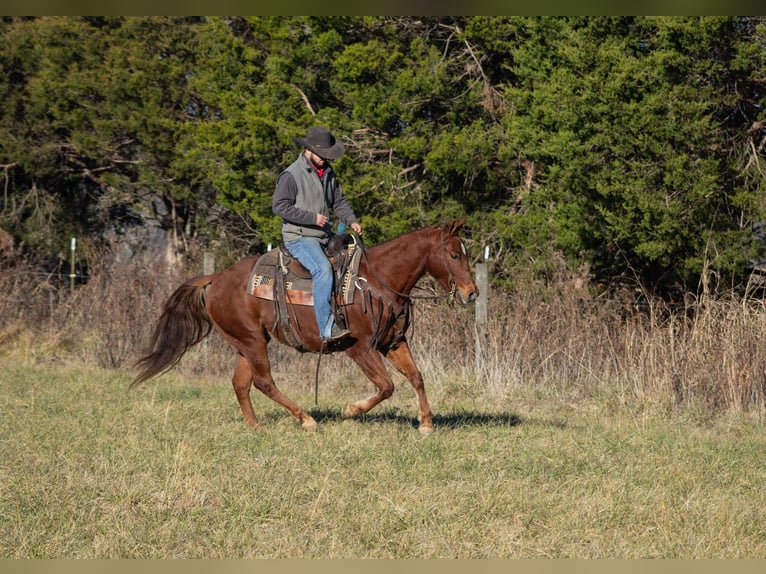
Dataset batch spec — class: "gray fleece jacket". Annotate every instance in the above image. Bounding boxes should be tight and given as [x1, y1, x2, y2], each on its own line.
[272, 152, 359, 244]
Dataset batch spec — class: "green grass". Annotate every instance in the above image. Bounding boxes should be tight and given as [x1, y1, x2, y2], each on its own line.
[1, 360, 765, 558]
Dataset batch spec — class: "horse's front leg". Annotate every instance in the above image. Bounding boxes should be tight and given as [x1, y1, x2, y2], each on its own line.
[342, 348, 395, 419]
[384, 341, 433, 435]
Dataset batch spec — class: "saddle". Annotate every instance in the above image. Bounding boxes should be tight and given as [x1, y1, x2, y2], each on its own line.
[246, 233, 362, 348]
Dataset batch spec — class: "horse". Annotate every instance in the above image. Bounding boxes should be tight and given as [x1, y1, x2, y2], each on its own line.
[131, 219, 478, 435]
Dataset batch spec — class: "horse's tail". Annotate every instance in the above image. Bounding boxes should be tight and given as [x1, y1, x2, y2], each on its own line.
[130, 275, 215, 388]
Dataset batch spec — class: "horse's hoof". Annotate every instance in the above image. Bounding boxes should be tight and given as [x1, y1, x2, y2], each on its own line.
[341, 404, 359, 418]
[244, 419, 262, 431]
[301, 418, 318, 432]
[418, 425, 434, 436]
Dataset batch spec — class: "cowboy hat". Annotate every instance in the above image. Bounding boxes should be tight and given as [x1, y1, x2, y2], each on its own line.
[294, 126, 345, 160]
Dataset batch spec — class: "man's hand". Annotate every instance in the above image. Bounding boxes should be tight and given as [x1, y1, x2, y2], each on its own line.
[351, 222, 362, 235]
[315, 213, 329, 228]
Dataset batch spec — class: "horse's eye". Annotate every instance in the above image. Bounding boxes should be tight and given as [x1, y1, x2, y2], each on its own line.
[450, 252, 460, 260]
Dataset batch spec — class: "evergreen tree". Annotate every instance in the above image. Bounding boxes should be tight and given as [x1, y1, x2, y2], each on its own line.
[2, 16, 766, 296]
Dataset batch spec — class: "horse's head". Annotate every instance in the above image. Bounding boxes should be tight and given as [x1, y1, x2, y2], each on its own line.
[431, 219, 479, 305]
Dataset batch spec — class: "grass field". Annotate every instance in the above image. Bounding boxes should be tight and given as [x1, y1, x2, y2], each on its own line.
[2, 358, 765, 558]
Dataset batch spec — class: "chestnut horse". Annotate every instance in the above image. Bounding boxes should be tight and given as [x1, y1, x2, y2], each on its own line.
[131, 219, 478, 435]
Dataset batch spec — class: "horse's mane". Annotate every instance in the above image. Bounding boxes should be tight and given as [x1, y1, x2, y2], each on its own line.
[364, 224, 436, 255]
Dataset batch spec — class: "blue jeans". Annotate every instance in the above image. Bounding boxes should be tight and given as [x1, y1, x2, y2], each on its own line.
[284, 237, 335, 338]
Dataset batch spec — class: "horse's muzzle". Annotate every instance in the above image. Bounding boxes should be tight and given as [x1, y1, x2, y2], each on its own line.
[456, 287, 479, 305]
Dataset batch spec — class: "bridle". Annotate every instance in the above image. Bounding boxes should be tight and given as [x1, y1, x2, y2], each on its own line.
[354, 228, 460, 302]
[439, 228, 459, 300]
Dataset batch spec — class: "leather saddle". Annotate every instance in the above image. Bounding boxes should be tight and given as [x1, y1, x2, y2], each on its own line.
[246, 233, 362, 350]
[247, 233, 360, 306]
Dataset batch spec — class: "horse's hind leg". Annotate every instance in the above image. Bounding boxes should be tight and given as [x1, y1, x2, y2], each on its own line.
[241, 338, 318, 432]
[385, 341, 434, 435]
[232, 355, 260, 429]
[251, 373, 318, 432]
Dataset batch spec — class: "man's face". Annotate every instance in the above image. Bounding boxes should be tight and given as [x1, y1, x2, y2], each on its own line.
[307, 150, 328, 169]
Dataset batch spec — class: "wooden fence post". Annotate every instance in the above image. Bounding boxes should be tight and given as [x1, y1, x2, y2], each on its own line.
[203, 252, 215, 275]
[70, 237, 76, 293]
[475, 261, 489, 381]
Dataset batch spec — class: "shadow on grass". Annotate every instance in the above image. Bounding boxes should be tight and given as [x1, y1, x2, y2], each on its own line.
[306, 406, 542, 430]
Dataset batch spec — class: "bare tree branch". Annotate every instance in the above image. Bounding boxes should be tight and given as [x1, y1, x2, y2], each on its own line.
[279, 80, 316, 115]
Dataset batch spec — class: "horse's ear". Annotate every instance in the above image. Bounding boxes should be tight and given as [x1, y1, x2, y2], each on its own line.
[448, 219, 465, 235]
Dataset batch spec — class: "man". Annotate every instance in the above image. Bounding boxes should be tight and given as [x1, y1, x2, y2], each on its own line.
[272, 126, 363, 342]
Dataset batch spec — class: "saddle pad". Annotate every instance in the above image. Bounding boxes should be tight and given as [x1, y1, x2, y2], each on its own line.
[247, 249, 314, 306]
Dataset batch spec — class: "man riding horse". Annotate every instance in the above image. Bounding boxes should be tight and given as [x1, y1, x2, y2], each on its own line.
[272, 126, 363, 342]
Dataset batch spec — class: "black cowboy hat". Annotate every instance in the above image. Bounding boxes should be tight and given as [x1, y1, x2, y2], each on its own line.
[294, 126, 345, 160]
